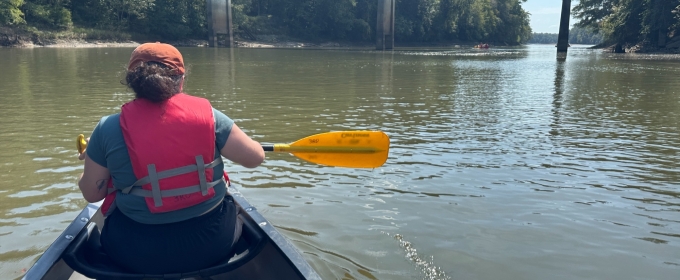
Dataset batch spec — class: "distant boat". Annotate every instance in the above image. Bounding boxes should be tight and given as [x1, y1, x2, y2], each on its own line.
[474, 43, 490, 49]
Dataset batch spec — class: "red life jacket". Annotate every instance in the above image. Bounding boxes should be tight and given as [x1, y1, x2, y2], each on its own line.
[101, 93, 222, 215]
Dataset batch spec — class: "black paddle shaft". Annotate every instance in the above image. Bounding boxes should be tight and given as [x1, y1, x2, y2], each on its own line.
[262, 145, 274, 151]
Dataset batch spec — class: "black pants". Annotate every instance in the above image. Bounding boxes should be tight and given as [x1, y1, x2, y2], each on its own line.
[101, 196, 239, 274]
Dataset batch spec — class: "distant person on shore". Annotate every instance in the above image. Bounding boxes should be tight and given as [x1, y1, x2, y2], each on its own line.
[76, 42, 264, 273]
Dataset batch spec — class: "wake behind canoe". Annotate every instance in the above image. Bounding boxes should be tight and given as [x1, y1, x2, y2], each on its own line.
[23, 186, 321, 280]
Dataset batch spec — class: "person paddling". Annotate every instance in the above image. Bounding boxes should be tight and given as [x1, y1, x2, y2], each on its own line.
[76, 42, 264, 274]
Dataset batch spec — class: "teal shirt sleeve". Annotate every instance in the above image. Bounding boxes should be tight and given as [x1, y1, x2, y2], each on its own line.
[86, 116, 106, 166]
[85, 113, 137, 188]
[86, 115, 116, 168]
[213, 108, 234, 151]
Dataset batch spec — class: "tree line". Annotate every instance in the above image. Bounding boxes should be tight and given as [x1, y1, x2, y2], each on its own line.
[1, 0, 532, 44]
[528, 27, 603, 45]
[573, 0, 680, 47]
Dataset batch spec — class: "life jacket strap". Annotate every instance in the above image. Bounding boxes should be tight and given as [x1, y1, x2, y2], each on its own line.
[196, 155, 209, 196]
[121, 157, 223, 191]
[148, 164, 162, 207]
[119, 157, 224, 207]
[125, 178, 225, 199]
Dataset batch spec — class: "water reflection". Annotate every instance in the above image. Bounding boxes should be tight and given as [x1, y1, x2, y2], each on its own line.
[550, 60, 565, 136]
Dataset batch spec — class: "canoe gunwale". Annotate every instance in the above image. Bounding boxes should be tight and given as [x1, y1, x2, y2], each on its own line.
[23, 201, 103, 280]
[228, 186, 321, 280]
[23, 186, 321, 280]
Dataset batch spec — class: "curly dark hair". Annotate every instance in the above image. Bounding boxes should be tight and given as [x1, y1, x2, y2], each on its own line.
[124, 62, 184, 103]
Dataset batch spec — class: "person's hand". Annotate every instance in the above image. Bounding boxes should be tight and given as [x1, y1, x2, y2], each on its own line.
[78, 137, 90, 160]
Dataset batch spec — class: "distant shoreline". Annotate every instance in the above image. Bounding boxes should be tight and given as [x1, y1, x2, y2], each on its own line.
[0, 37, 481, 50]
[0, 26, 498, 49]
[2, 27, 679, 54]
[4, 38, 679, 55]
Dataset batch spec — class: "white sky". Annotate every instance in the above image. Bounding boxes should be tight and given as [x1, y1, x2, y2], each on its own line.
[522, 0, 577, 33]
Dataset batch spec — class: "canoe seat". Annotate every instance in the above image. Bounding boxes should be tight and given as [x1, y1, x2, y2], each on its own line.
[62, 214, 266, 280]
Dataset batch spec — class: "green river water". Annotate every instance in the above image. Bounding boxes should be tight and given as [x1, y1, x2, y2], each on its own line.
[0, 45, 678, 279]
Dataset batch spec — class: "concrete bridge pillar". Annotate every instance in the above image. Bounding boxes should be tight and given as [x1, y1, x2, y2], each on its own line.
[207, 0, 233, 47]
[376, 0, 395, 50]
[556, 0, 571, 55]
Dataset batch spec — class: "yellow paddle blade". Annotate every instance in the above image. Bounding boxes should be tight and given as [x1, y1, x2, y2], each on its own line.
[76, 134, 87, 154]
[272, 131, 389, 168]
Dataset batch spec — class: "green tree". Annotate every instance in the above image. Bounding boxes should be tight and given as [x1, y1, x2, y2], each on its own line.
[570, 26, 603, 44]
[452, 0, 491, 41]
[641, 0, 679, 45]
[70, 0, 108, 27]
[429, 0, 530, 44]
[432, 0, 459, 40]
[351, 0, 375, 41]
[22, 0, 72, 29]
[573, 0, 616, 33]
[1, 0, 25, 25]
[673, 4, 680, 33]
[266, 0, 359, 40]
[10, 0, 536, 44]
[527, 33, 558, 44]
[528, 28, 602, 45]
[599, 0, 644, 44]
[141, 0, 205, 40]
[491, 0, 531, 44]
[574, 0, 680, 46]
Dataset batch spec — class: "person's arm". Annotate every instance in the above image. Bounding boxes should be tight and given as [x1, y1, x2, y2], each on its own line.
[77, 138, 110, 202]
[221, 124, 265, 168]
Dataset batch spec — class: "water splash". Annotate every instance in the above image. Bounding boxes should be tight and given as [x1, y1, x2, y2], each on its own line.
[383, 232, 450, 280]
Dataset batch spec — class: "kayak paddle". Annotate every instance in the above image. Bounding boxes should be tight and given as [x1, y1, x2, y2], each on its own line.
[262, 131, 389, 168]
[77, 131, 389, 168]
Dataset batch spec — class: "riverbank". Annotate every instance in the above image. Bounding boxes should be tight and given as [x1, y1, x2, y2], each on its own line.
[0, 26, 139, 48]
[0, 26, 347, 48]
[0, 28, 374, 49]
[0, 32, 355, 49]
[594, 36, 680, 54]
[0, 26, 494, 50]
[4, 26, 680, 53]
[0, 34, 442, 49]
